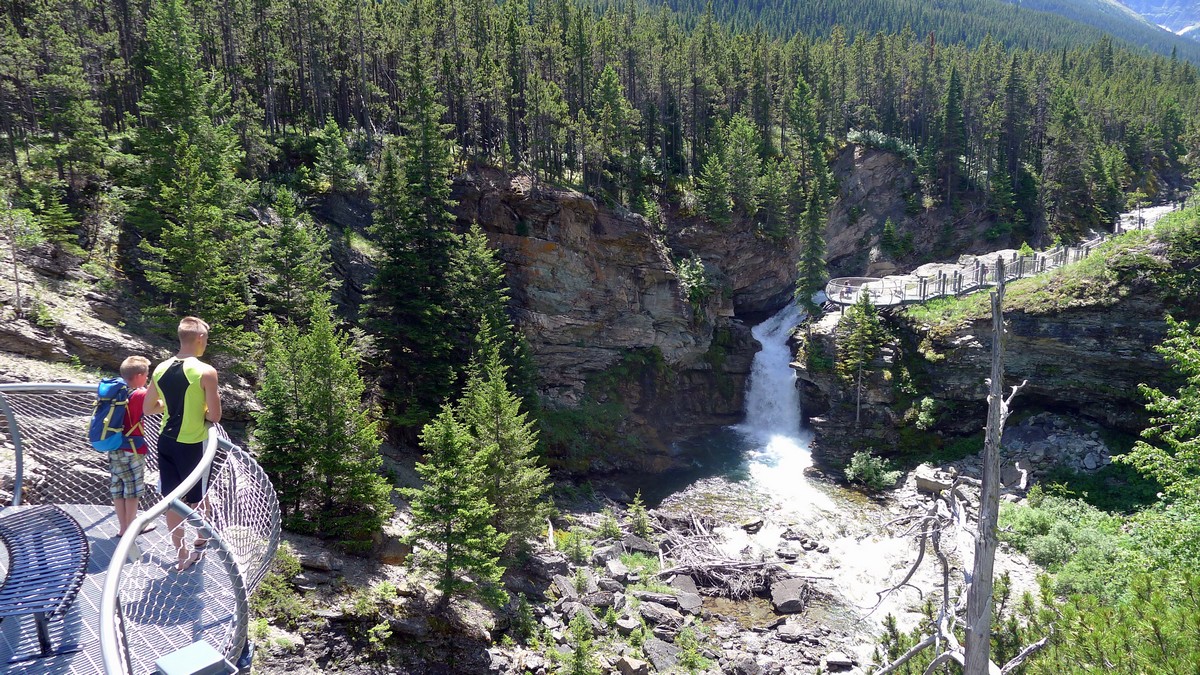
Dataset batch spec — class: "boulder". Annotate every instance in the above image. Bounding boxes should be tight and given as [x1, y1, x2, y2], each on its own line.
[616, 656, 651, 675]
[606, 558, 631, 581]
[914, 465, 953, 494]
[775, 623, 805, 643]
[741, 519, 764, 534]
[582, 591, 616, 609]
[632, 590, 679, 607]
[668, 574, 699, 595]
[770, 578, 810, 614]
[528, 551, 570, 579]
[638, 601, 684, 628]
[299, 551, 342, 572]
[615, 616, 641, 636]
[676, 592, 703, 614]
[642, 637, 681, 673]
[623, 534, 658, 555]
[822, 651, 856, 671]
[728, 654, 762, 675]
[553, 574, 581, 600]
[592, 543, 624, 565]
[1083, 452, 1101, 471]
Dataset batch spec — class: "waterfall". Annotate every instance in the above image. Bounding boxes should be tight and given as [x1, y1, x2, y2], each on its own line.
[742, 302, 806, 436]
[737, 302, 833, 510]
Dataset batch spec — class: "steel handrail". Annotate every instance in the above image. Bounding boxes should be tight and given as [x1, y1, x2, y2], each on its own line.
[99, 424, 226, 674]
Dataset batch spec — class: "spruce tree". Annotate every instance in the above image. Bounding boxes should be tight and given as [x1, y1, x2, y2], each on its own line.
[724, 114, 762, 216]
[253, 299, 394, 550]
[139, 134, 251, 349]
[36, 190, 83, 256]
[795, 189, 827, 312]
[756, 158, 791, 238]
[937, 66, 967, 204]
[132, 0, 244, 237]
[314, 115, 353, 193]
[446, 223, 538, 400]
[258, 188, 331, 321]
[364, 38, 460, 432]
[696, 151, 732, 226]
[1124, 316, 1200, 499]
[405, 406, 508, 607]
[458, 332, 550, 557]
[836, 291, 884, 427]
[1041, 87, 1099, 243]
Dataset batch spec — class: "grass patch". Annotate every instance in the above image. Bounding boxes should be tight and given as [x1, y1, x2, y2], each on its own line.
[346, 229, 379, 258]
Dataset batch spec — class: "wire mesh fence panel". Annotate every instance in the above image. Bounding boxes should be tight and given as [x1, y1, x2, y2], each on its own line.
[0, 385, 280, 674]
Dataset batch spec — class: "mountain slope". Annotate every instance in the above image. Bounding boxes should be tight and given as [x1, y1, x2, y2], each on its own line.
[655, 0, 1200, 62]
[1020, 0, 1200, 56]
[1118, 0, 1200, 34]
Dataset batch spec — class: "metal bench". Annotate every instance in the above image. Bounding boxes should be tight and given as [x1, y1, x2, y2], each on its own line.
[0, 505, 90, 661]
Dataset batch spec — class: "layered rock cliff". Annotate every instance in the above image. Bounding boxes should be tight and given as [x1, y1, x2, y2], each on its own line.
[452, 171, 788, 469]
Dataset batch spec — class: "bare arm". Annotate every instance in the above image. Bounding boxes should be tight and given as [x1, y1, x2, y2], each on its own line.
[143, 377, 165, 415]
[202, 367, 222, 423]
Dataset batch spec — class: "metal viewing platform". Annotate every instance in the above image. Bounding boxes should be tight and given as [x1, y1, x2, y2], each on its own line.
[0, 383, 280, 674]
[825, 203, 1182, 308]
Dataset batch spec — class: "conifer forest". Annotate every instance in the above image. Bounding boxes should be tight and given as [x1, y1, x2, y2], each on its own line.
[3, 0, 1200, 672]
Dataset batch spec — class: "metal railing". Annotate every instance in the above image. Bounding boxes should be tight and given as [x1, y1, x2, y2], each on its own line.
[0, 383, 280, 674]
[826, 205, 1177, 309]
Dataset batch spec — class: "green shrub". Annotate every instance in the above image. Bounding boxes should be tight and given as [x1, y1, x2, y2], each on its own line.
[844, 451, 901, 491]
[249, 543, 307, 628]
[999, 487, 1138, 600]
[597, 507, 622, 540]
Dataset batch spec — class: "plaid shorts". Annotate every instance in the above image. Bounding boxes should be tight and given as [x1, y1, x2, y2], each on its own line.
[109, 451, 147, 499]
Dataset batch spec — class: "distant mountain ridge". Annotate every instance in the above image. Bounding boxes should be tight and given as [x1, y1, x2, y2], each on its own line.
[656, 0, 1200, 62]
[1118, 0, 1200, 41]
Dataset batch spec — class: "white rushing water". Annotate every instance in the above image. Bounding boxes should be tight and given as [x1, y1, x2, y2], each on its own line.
[736, 302, 834, 511]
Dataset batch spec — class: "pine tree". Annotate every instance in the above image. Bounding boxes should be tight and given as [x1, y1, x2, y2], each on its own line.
[253, 299, 394, 551]
[364, 39, 460, 432]
[139, 133, 251, 350]
[314, 115, 353, 193]
[795, 188, 827, 312]
[696, 151, 732, 226]
[405, 406, 509, 607]
[258, 188, 331, 321]
[458, 332, 550, 557]
[836, 290, 884, 427]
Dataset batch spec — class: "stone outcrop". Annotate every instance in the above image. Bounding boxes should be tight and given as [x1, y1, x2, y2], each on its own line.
[451, 170, 788, 467]
[825, 144, 1023, 279]
[797, 270, 1189, 472]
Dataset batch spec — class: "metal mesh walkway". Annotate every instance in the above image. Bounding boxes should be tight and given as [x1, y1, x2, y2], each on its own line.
[0, 384, 280, 675]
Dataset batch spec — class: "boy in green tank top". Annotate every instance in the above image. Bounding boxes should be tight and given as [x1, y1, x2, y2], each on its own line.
[144, 316, 223, 572]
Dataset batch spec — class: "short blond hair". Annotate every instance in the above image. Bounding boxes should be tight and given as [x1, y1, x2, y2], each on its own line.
[120, 355, 150, 380]
[178, 316, 210, 344]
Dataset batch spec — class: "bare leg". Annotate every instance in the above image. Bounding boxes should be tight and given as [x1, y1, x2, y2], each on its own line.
[114, 498, 130, 536]
[121, 498, 139, 534]
[167, 508, 187, 567]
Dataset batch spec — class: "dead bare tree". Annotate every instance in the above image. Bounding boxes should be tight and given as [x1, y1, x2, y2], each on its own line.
[874, 259, 1050, 674]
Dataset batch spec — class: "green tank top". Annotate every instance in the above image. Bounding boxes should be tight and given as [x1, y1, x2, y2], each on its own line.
[152, 356, 210, 444]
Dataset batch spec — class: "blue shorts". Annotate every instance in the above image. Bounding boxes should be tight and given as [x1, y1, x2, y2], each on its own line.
[157, 435, 207, 504]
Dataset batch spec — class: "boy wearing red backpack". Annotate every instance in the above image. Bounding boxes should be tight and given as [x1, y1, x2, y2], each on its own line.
[111, 355, 151, 537]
